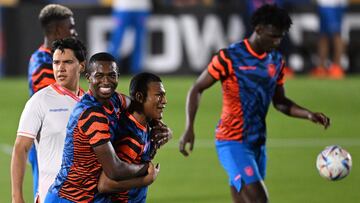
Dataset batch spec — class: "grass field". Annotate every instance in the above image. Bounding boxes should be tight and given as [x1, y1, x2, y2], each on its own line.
[1, 76, 360, 203]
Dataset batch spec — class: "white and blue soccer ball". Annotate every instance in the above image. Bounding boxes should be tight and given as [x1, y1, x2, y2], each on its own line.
[316, 145, 352, 181]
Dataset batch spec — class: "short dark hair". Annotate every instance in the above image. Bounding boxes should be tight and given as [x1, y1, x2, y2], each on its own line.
[39, 4, 73, 33]
[129, 72, 162, 100]
[87, 52, 117, 74]
[251, 4, 292, 32]
[51, 38, 86, 62]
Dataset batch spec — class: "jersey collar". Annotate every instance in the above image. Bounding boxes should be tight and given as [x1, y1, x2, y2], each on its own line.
[51, 83, 83, 102]
[244, 39, 267, 60]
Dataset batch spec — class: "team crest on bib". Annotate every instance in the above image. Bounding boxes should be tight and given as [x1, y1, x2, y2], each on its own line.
[268, 64, 276, 78]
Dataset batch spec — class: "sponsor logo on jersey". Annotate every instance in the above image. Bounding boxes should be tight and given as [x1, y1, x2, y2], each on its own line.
[239, 66, 256, 70]
[268, 64, 276, 78]
[49, 108, 69, 112]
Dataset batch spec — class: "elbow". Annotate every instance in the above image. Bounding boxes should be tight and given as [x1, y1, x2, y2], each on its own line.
[97, 181, 113, 193]
[104, 170, 121, 181]
[97, 181, 107, 193]
[273, 102, 290, 115]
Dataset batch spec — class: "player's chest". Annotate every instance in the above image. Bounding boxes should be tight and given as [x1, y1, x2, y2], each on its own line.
[232, 58, 280, 86]
[42, 98, 77, 137]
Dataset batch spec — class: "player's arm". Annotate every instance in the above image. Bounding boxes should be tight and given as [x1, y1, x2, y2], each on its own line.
[179, 49, 230, 156]
[11, 136, 34, 203]
[81, 107, 148, 181]
[98, 162, 160, 193]
[31, 62, 55, 93]
[179, 70, 217, 156]
[93, 140, 149, 181]
[272, 84, 330, 129]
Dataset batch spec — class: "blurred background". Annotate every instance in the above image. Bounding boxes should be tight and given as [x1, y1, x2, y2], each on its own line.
[0, 0, 360, 76]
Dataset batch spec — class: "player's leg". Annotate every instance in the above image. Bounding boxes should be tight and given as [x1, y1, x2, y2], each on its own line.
[327, 6, 345, 78]
[108, 11, 130, 62]
[231, 144, 268, 203]
[331, 7, 345, 67]
[131, 11, 149, 74]
[231, 180, 268, 203]
[216, 141, 268, 203]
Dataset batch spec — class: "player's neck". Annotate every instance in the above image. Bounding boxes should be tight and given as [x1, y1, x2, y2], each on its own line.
[131, 111, 147, 127]
[248, 35, 266, 55]
[61, 82, 80, 96]
[43, 38, 52, 49]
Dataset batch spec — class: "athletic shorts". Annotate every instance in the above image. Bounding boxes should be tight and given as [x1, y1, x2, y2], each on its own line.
[45, 191, 111, 203]
[215, 140, 266, 192]
[45, 192, 73, 203]
[318, 6, 345, 35]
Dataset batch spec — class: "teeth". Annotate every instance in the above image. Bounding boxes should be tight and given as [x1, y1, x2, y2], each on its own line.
[100, 87, 111, 94]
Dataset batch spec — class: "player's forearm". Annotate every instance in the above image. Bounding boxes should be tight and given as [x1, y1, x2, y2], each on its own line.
[185, 86, 202, 129]
[107, 162, 149, 181]
[10, 145, 29, 202]
[98, 171, 151, 193]
[274, 97, 311, 119]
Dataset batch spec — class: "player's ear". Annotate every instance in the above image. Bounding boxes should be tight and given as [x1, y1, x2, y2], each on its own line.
[79, 62, 85, 73]
[135, 92, 144, 103]
[255, 25, 263, 35]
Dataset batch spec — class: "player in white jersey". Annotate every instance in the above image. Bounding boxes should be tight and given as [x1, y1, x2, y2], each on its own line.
[11, 38, 86, 203]
[17, 83, 84, 203]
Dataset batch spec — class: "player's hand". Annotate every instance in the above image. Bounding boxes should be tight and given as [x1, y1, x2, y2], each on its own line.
[144, 162, 160, 185]
[308, 112, 330, 129]
[151, 121, 172, 148]
[179, 128, 195, 157]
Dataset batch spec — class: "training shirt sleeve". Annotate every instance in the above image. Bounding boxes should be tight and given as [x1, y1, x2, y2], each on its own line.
[207, 49, 233, 80]
[116, 93, 128, 111]
[78, 107, 111, 147]
[31, 62, 55, 93]
[115, 135, 143, 163]
[17, 94, 44, 139]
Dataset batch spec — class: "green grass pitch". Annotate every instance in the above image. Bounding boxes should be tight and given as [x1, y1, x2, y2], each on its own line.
[0, 76, 359, 202]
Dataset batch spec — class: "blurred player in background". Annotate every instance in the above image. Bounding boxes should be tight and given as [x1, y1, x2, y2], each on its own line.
[179, 4, 330, 203]
[25, 4, 77, 200]
[98, 72, 168, 202]
[311, 0, 347, 79]
[108, 0, 151, 74]
[11, 38, 85, 203]
[45, 53, 161, 202]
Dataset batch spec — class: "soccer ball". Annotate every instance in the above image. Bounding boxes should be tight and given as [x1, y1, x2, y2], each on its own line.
[316, 145, 352, 181]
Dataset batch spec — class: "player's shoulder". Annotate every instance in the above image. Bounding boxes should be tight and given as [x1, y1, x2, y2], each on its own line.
[24, 86, 55, 112]
[30, 48, 52, 63]
[215, 41, 245, 61]
[76, 94, 105, 116]
[28, 85, 54, 101]
[268, 50, 284, 63]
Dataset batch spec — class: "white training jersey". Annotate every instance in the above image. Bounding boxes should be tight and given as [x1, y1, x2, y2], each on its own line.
[113, 0, 152, 11]
[17, 83, 82, 203]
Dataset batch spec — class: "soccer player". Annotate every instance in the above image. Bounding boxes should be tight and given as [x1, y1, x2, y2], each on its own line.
[97, 72, 167, 202]
[11, 38, 86, 203]
[179, 4, 330, 203]
[45, 53, 153, 202]
[311, 0, 347, 79]
[26, 4, 77, 199]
